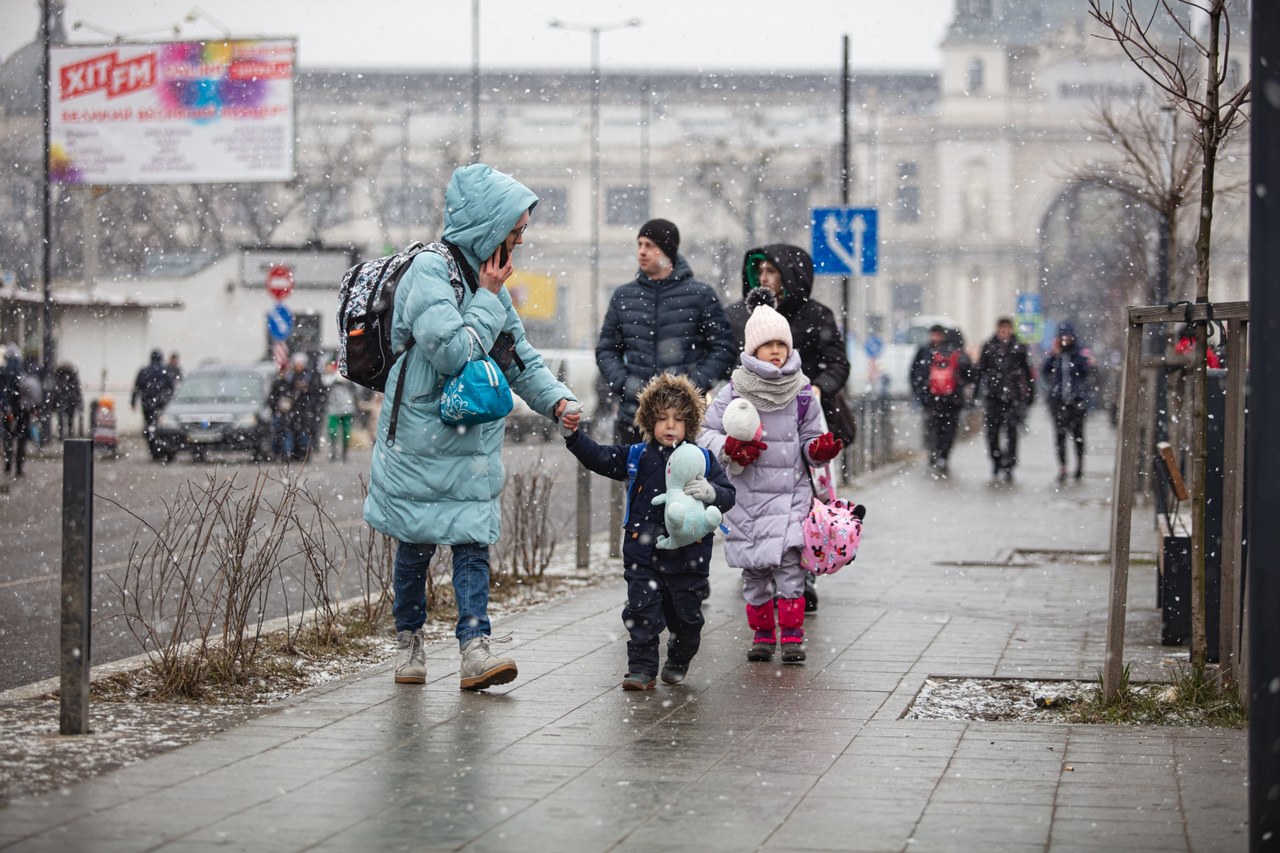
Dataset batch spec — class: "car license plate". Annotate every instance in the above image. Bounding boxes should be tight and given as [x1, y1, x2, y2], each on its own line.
[187, 430, 222, 443]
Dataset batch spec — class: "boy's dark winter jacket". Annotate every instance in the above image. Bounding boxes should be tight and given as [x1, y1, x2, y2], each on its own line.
[565, 430, 735, 575]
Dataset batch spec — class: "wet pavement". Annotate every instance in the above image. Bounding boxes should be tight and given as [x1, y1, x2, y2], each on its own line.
[0, 408, 1246, 852]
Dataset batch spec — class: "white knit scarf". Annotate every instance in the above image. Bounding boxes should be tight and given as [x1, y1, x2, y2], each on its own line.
[731, 351, 809, 411]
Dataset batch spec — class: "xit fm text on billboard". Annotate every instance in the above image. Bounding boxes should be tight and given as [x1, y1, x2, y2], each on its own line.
[50, 40, 296, 185]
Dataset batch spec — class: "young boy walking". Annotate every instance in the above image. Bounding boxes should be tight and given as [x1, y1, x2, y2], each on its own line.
[564, 373, 735, 690]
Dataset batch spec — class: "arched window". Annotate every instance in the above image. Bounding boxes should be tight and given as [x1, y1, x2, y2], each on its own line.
[967, 58, 984, 94]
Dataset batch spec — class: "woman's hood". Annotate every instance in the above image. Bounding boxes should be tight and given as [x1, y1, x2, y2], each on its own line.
[740, 244, 814, 305]
[442, 164, 538, 273]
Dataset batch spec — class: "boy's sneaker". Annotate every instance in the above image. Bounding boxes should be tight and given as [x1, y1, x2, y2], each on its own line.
[394, 629, 426, 684]
[747, 630, 775, 662]
[660, 662, 689, 685]
[622, 672, 656, 690]
[459, 635, 517, 691]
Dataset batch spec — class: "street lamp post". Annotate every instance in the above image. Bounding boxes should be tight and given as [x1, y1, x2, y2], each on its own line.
[548, 18, 641, 337]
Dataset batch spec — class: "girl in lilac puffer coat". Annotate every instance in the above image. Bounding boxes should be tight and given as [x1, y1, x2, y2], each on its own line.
[699, 292, 844, 663]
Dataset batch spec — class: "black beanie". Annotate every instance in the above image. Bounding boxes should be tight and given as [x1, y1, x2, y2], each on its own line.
[638, 218, 680, 266]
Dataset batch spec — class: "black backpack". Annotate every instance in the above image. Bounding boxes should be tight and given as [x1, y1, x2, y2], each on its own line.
[336, 240, 476, 444]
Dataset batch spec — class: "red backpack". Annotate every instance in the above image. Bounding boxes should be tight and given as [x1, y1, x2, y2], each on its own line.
[928, 351, 960, 397]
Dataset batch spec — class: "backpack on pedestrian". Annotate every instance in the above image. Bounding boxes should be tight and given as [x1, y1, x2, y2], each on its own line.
[337, 241, 476, 393]
[336, 240, 476, 444]
[928, 351, 960, 397]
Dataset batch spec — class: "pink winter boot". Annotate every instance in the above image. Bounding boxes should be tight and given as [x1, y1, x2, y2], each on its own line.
[745, 601, 776, 662]
[777, 597, 806, 663]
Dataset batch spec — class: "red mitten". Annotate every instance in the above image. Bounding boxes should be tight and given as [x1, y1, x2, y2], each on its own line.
[808, 432, 843, 463]
[724, 435, 768, 466]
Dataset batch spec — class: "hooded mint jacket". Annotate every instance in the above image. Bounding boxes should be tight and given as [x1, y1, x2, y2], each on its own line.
[363, 164, 574, 545]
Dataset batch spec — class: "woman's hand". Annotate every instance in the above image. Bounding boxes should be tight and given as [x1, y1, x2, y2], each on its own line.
[479, 249, 512, 294]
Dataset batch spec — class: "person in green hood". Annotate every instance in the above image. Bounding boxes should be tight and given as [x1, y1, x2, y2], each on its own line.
[364, 164, 579, 691]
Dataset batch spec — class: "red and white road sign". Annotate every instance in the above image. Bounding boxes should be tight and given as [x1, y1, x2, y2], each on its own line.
[266, 264, 294, 300]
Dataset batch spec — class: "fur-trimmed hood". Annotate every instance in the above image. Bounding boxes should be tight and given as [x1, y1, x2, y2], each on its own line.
[634, 372, 706, 442]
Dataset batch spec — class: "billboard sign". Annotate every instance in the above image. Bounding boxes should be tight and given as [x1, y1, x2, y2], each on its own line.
[50, 39, 296, 185]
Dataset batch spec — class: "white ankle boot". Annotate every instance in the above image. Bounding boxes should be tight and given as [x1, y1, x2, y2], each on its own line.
[459, 635, 517, 691]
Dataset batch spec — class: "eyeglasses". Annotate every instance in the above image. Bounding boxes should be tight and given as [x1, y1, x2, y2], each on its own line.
[509, 224, 527, 241]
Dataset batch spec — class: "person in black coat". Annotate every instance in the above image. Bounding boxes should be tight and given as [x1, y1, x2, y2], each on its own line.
[725, 244, 855, 444]
[131, 349, 175, 459]
[1043, 321, 1093, 483]
[909, 324, 975, 476]
[564, 373, 735, 690]
[596, 218, 736, 444]
[976, 317, 1034, 482]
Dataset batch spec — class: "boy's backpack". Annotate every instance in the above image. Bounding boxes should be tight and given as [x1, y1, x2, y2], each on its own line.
[336, 240, 476, 445]
[928, 350, 960, 397]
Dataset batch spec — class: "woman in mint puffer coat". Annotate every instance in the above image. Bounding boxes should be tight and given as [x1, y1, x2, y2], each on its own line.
[364, 163, 576, 692]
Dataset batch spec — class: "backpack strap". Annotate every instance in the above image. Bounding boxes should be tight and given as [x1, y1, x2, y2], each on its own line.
[386, 242, 470, 447]
[623, 442, 646, 525]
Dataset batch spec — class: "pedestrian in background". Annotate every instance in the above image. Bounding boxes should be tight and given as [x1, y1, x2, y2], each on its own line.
[596, 218, 736, 445]
[364, 163, 577, 692]
[976, 317, 1034, 483]
[322, 362, 356, 463]
[1043, 322, 1092, 484]
[909, 324, 973, 476]
[725, 243, 853, 613]
[51, 362, 84, 439]
[701, 294, 843, 664]
[131, 349, 174, 460]
[166, 352, 184, 387]
[564, 373, 735, 690]
[1, 345, 24, 478]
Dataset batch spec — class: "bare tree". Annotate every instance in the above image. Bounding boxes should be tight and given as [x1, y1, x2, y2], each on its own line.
[1088, 0, 1250, 672]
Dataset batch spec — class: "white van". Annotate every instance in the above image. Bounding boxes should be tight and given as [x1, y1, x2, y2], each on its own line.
[505, 348, 600, 441]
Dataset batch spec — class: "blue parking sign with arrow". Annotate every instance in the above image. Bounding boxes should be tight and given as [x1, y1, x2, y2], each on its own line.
[811, 207, 878, 275]
[267, 303, 294, 341]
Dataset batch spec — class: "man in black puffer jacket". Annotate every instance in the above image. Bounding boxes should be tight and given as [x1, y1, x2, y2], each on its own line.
[596, 218, 736, 443]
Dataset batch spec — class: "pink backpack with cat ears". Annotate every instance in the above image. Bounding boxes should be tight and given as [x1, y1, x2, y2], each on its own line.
[800, 498, 865, 575]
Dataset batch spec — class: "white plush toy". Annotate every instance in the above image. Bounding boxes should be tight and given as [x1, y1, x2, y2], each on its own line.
[652, 442, 722, 550]
[721, 397, 762, 475]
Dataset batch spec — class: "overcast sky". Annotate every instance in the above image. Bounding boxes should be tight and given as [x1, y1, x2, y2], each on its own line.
[2, 0, 955, 72]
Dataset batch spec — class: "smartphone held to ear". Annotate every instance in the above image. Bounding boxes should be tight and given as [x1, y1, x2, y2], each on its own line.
[491, 242, 509, 267]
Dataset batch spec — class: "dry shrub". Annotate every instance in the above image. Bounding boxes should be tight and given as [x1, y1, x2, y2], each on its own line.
[105, 469, 296, 699]
[493, 469, 562, 578]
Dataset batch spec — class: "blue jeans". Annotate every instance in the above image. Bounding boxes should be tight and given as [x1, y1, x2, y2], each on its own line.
[393, 541, 491, 647]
